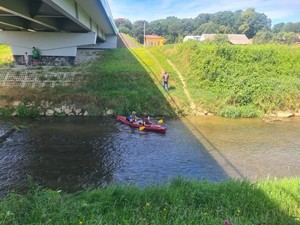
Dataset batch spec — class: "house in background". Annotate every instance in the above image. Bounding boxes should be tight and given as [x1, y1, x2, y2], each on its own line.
[183, 35, 202, 42]
[145, 35, 165, 46]
[200, 34, 252, 45]
[295, 34, 300, 45]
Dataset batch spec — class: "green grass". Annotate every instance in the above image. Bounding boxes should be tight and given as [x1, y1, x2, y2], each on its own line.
[81, 47, 180, 116]
[0, 178, 299, 224]
[0, 44, 13, 66]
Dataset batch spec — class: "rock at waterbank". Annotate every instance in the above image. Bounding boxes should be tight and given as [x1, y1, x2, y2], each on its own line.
[7, 101, 112, 117]
[265, 111, 295, 118]
[275, 111, 294, 118]
[262, 110, 298, 124]
[45, 109, 55, 116]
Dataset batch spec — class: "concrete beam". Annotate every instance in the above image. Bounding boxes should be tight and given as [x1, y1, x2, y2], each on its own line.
[0, 0, 59, 31]
[43, 0, 106, 40]
[0, 31, 97, 56]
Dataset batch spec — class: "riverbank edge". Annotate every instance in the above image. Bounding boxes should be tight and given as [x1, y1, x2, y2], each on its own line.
[0, 96, 299, 119]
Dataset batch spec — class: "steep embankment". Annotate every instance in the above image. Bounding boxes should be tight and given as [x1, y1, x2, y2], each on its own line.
[0, 40, 192, 117]
[1, 41, 300, 118]
[156, 42, 300, 118]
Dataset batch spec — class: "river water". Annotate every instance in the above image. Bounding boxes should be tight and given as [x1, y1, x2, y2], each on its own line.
[0, 116, 299, 196]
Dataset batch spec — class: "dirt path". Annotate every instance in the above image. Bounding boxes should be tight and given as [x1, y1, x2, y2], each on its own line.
[115, 33, 198, 114]
[118, 33, 140, 48]
[167, 60, 196, 112]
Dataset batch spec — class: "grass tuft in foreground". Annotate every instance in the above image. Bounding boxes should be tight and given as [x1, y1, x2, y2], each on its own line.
[0, 178, 299, 224]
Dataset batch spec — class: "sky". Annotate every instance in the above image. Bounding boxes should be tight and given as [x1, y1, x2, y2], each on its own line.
[107, 0, 300, 26]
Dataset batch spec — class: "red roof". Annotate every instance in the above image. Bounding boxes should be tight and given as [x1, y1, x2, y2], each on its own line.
[145, 35, 164, 39]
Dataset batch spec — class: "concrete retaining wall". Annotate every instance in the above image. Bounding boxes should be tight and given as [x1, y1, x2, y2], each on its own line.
[0, 71, 88, 88]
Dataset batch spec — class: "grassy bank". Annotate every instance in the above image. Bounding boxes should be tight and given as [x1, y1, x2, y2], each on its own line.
[155, 42, 300, 118]
[1, 42, 300, 118]
[0, 45, 184, 117]
[0, 178, 299, 225]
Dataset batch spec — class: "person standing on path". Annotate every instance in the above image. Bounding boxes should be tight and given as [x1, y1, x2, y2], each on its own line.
[24, 52, 29, 68]
[32, 47, 39, 66]
[162, 71, 169, 91]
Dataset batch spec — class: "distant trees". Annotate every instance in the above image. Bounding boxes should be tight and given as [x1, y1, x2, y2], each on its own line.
[238, 8, 271, 38]
[114, 8, 299, 45]
[115, 18, 133, 35]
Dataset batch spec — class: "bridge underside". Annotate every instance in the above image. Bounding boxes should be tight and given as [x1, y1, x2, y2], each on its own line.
[0, 0, 117, 65]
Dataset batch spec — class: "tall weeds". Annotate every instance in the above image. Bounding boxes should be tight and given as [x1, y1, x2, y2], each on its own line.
[160, 42, 300, 117]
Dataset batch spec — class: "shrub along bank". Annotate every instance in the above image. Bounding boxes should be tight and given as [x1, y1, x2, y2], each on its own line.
[156, 42, 300, 118]
[0, 178, 299, 225]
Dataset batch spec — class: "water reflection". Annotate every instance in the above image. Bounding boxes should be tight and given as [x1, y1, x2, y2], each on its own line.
[0, 116, 299, 196]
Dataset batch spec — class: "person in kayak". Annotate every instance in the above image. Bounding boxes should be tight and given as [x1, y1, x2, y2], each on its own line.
[126, 111, 140, 123]
[143, 114, 153, 126]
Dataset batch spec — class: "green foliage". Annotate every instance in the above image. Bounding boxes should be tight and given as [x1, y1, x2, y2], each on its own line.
[0, 178, 299, 224]
[0, 44, 13, 66]
[272, 32, 298, 44]
[116, 8, 272, 44]
[114, 18, 133, 35]
[15, 104, 39, 118]
[160, 42, 300, 117]
[0, 107, 14, 117]
[238, 8, 271, 38]
[219, 105, 263, 118]
[253, 31, 274, 44]
[281, 22, 300, 33]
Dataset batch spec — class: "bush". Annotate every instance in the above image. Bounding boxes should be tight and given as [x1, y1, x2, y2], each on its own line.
[15, 104, 39, 118]
[0, 107, 14, 117]
[160, 42, 300, 117]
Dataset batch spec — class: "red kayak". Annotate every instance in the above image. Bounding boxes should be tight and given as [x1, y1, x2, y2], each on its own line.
[116, 115, 166, 133]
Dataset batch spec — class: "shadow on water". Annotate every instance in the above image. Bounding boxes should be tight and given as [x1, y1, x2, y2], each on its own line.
[0, 116, 229, 196]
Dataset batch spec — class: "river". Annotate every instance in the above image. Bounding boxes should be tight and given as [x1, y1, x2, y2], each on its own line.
[0, 116, 299, 197]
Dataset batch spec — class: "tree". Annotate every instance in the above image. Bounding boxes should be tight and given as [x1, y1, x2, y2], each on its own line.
[272, 23, 285, 33]
[253, 31, 274, 44]
[273, 32, 298, 44]
[282, 22, 300, 33]
[195, 22, 220, 34]
[114, 18, 133, 35]
[238, 8, 271, 38]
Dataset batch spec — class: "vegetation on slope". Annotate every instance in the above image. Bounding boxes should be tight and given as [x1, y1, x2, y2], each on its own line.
[0, 45, 185, 117]
[1, 42, 300, 118]
[0, 44, 13, 66]
[157, 42, 300, 118]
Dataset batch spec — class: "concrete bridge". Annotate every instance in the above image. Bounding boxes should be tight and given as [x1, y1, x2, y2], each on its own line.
[0, 0, 118, 66]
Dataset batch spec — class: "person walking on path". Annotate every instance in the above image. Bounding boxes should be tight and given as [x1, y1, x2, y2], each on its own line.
[32, 47, 39, 66]
[162, 71, 169, 92]
[24, 52, 29, 68]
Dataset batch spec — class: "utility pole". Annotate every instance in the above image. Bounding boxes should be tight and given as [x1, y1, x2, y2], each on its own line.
[143, 20, 146, 47]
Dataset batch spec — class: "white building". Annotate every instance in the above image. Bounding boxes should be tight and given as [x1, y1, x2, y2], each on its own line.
[183, 36, 202, 42]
